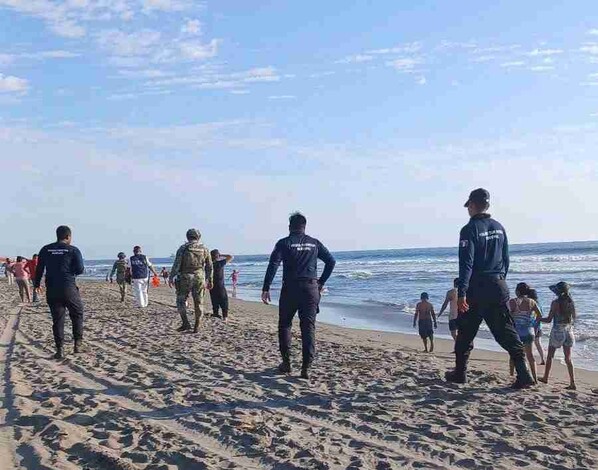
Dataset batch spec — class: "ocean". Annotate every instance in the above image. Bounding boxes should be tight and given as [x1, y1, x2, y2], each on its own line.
[84, 241, 598, 371]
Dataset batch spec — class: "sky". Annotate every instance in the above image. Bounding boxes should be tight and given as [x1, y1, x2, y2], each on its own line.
[1, 0, 598, 259]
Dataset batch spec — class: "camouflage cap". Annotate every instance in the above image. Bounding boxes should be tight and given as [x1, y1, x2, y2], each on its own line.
[186, 228, 201, 240]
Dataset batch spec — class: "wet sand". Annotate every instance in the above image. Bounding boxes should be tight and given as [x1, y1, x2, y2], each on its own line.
[1, 279, 597, 469]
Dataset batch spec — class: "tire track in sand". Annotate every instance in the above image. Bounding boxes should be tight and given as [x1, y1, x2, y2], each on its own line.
[0, 305, 21, 470]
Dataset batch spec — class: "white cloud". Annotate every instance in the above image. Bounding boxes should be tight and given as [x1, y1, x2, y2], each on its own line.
[142, 0, 192, 12]
[529, 65, 554, 72]
[416, 76, 426, 85]
[367, 43, 422, 54]
[181, 19, 201, 35]
[241, 66, 280, 83]
[386, 57, 421, 73]
[580, 43, 598, 55]
[500, 61, 525, 68]
[0, 73, 28, 93]
[336, 54, 374, 64]
[97, 29, 162, 57]
[588, 29, 598, 36]
[178, 38, 219, 60]
[230, 89, 249, 95]
[268, 95, 296, 100]
[526, 48, 563, 57]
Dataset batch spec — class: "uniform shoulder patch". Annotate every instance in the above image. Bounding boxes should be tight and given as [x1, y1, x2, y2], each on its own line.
[460, 240, 469, 248]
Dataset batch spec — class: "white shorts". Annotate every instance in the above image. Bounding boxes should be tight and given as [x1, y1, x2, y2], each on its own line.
[549, 325, 575, 349]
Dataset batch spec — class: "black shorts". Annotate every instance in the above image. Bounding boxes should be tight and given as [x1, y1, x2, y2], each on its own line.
[449, 319, 459, 332]
[418, 320, 434, 339]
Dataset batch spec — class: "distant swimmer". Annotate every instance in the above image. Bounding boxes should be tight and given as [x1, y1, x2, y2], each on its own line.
[130, 246, 158, 308]
[34, 225, 85, 359]
[109, 252, 129, 302]
[413, 292, 437, 352]
[538, 282, 577, 390]
[210, 250, 233, 321]
[169, 229, 213, 333]
[507, 283, 542, 384]
[445, 189, 534, 389]
[10, 256, 32, 303]
[230, 269, 239, 297]
[438, 278, 459, 341]
[262, 212, 336, 380]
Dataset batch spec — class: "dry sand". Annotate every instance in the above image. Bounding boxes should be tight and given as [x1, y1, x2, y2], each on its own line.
[1, 279, 597, 469]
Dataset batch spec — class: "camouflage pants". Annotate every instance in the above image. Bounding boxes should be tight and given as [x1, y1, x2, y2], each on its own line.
[176, 273, 206, 328]
[116, 279, 127, 301]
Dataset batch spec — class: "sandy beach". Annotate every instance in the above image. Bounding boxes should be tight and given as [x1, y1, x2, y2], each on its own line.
[1, 279, 597, 469]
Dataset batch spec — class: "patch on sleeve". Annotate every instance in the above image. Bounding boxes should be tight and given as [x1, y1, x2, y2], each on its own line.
[460, 240, 469, 248]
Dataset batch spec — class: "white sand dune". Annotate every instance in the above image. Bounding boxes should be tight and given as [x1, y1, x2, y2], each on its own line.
[0, 280, 597, 469]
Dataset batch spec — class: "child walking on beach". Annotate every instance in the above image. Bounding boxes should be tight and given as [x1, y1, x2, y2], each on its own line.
[508, 283, 542, 383]
[538, 282, 577, 390]
[413, 293, 437, 353]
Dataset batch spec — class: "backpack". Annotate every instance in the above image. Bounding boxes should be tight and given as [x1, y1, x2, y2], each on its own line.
[180, 243, 207, 274]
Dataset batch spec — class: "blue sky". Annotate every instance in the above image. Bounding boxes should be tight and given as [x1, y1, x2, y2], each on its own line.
[1, 0, 597, 258]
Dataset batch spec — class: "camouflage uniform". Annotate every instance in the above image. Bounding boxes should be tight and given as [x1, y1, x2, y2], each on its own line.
[110, 258, 129, 302]
[170, 237, 213, 332]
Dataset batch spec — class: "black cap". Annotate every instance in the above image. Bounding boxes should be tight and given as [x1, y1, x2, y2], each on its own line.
[464, 188, 490, 207]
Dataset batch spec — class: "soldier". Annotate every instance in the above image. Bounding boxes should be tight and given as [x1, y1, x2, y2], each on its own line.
[109, 252, 129, 302]
[262, 212, 336, 379]
[169, 229, 213, 333]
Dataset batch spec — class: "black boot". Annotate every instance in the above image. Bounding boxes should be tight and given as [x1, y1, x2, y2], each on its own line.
[511, 358, 535, 389]
[300, 367, 310, 380]
[278, 354, 291, 374]
[445, 370, 466, 383]
[74, 340, 85, 353]
[54, 346, 64, 360]
[177, 323, 191, 332]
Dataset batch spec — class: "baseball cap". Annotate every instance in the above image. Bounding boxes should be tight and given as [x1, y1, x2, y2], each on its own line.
[464, 188, 490, 207]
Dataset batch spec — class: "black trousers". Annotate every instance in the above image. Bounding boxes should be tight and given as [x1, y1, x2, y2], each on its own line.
[278, 280, 320, 368]
[455, 278, 524, 373]
[210, 287, 229, 318]
[46, 286, 84, 349]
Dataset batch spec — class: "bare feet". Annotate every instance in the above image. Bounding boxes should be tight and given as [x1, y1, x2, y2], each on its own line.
[538, 377, 548, 384]
[566, 384, 577, 390]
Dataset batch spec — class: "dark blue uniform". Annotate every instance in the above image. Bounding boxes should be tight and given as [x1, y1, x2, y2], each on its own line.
[454, 214, 525, 377]
[263, 232, 336, 369]
[34, 242, 85, 350]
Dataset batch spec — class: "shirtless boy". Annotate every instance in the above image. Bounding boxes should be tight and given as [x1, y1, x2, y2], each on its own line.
[438, 278, 459, 341]
[414, 292, 438, 352]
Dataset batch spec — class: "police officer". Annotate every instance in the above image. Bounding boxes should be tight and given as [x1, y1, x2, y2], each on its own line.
[169, 229, 213, 333]
[34, 225, 85, 359]
[445, 189, 534, 388]
[261, 212, 336, 379]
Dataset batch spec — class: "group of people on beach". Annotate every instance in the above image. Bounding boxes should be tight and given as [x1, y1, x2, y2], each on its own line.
[414, 278, 577, 389]
[2, 255, 40, 303]
[3, 187, 578, 388]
